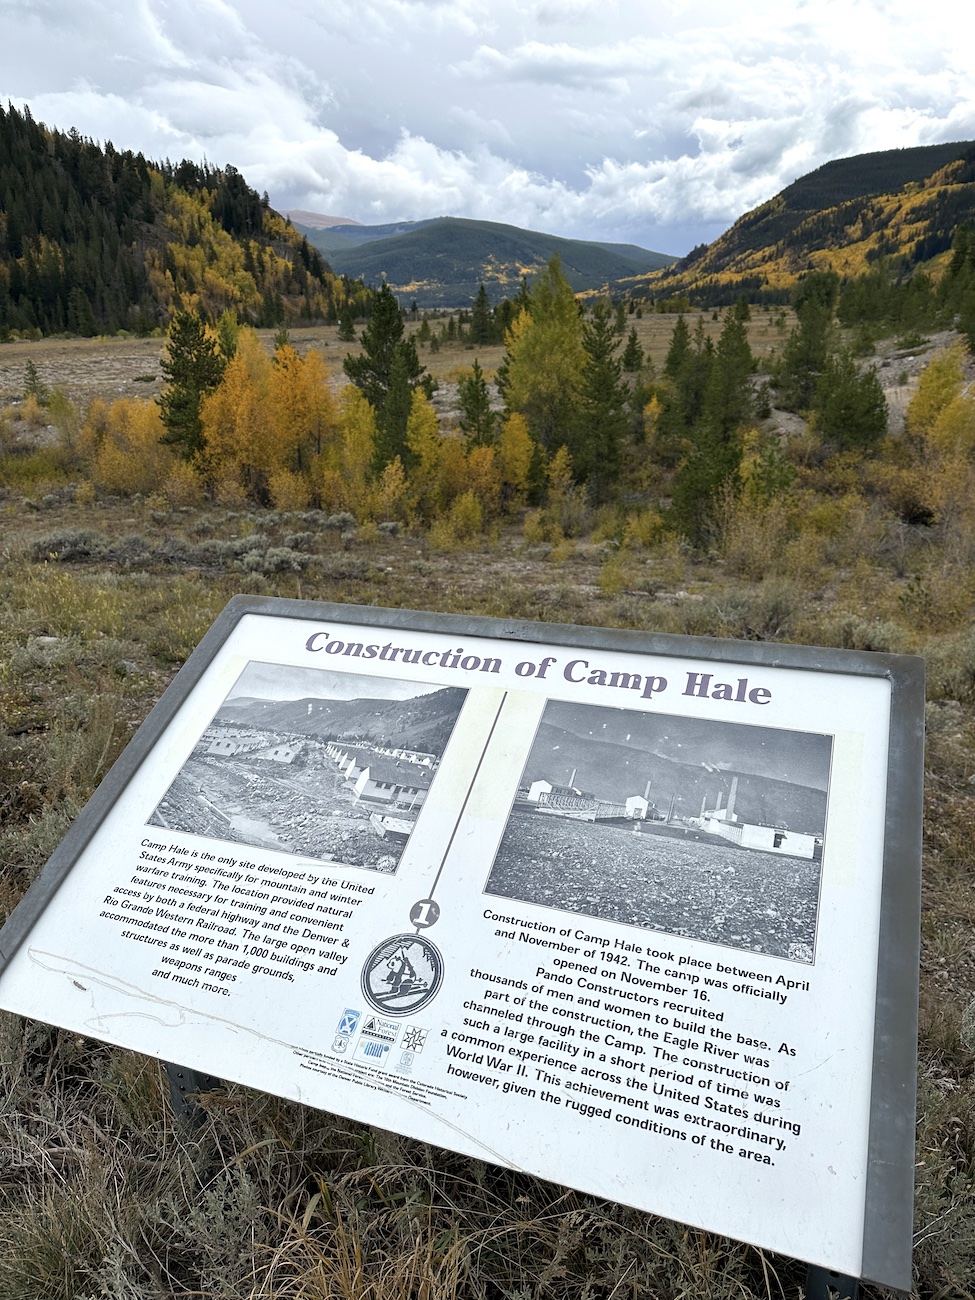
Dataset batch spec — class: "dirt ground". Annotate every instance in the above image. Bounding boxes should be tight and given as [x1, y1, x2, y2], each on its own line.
[0, 308, 792, 409]
[487, 813, 820, 962]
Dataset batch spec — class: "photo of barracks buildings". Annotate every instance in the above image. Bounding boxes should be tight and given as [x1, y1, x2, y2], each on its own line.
[522, 770, 821, 860]
[150, 673, 466, 867]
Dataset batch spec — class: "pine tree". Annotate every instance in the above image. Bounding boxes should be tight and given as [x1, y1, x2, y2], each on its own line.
[469, 284, 493, 345]
[668, 313, 753, 543]
[813, 352, 887, 449]
[570, 302, 627, 499]
[701, 311, 754, 439]
[158, 311, 226, 459]
[344, 283, 428, 468]
[622, 326, 644, 373]
[373, 347, 414, 472]
[458, 360, 496, 446]
[502, 255, 585, 451]
[778, 272, 839, 410]
[337, 302, 356, 342]
[663, 316, 691, 379]
[216, 308, 239, 359]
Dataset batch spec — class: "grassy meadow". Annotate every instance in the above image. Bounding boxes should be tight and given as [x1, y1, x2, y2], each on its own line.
[1, 318, 974, 1299]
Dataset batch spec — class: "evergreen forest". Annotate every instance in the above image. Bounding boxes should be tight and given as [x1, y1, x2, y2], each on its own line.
[0, 104, 370, 337]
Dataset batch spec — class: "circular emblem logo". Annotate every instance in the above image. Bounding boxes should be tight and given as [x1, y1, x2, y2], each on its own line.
[361, 933, 444, 1016]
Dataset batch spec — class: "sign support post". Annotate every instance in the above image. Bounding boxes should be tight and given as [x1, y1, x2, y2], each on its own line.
[163, 1062, 223, 1126]
[804, 1265, 860, 1299]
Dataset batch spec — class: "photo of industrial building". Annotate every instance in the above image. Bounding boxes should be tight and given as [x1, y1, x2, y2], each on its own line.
[486, 699, 832, 963]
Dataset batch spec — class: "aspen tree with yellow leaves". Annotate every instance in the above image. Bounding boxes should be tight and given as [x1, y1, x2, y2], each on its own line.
[405, 389, 445, 523]
[502, 255, 585, 452]
[498, 412, 535, 508]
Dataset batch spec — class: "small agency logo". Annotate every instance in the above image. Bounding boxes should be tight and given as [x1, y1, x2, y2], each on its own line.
[361, 934, 444, 1016]
[360, 1015, 399, 1045]
[332, 1007, 361, 1053]
[354, 1038, 391, 1066]
[402, 1026, 428, 1053]
[337, 1009, 361, 1037]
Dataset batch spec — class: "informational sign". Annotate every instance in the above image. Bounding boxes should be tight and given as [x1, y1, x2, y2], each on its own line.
[0, 597, 923, 1289]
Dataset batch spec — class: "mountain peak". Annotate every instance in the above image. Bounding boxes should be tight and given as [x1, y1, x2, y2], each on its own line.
[283, 209, 364, 229]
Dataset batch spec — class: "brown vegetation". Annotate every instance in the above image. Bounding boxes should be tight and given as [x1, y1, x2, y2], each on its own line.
[1, 322, 975, 1298]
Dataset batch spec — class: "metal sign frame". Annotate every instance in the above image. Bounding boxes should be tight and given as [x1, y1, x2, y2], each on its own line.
[0, 596, 923, 1290]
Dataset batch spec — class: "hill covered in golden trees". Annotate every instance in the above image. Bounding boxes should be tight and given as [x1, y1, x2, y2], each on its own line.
[0, 104, 370, 337]
[628, 141, 975, 306]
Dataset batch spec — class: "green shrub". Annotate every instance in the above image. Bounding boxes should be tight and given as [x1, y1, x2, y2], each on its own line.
[29, 529, 110, 563]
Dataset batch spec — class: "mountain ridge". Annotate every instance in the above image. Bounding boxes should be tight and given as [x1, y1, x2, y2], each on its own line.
[628, 140, 975, 306]
[0, 104, 370, 337]
[293, 214, 675, 306]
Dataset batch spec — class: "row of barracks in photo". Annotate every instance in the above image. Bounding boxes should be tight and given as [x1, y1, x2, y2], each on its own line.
[522, 770, 821, 860]
[325, 741, 435, 812]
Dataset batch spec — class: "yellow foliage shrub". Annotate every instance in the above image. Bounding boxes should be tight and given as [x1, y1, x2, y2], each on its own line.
[428, 490, 484, 550]
[643, 394, 663, 445]
[337, 387, 375, 505]
[448, 489, 483, 539]
[211, 465, 249, 508]
[466, 445, 502, 517]
[906, 346, 965, 439]
[318, 466, 356, 515]
[499, 413, 534, 506]
[925, 454, 975, 526]
[622, 508, 665, 549]
[928, 392, 975, 457]
[20, 394, 46, 428]
[355, 520, 381, 545]
[863, 459, 937, 524]
[546, 445, 574, 497]
[718, 493, 795, 580]
[91, 399, 176, 495]
[78, 398, 110, 459]
[433, 437, 466, 507]
[371, 456, 409, 522]
[162, 460, 205, 506]
[521, 508, 566, 547]
[268, 468, 312, 511]
[522, 510, 549, 545]
[598, 556, 629, 595]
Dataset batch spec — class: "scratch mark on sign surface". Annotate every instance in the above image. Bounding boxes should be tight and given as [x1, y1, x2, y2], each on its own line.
[23, 947, 511, 1163]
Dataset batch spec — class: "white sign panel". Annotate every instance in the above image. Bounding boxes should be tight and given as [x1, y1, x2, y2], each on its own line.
[0, 599, 921, 1289]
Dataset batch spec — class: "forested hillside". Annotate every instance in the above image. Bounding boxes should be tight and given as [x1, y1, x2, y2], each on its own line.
[633, 141, 975, 306]
[0, 104, 370, 336]
[295, 215, 674, 306]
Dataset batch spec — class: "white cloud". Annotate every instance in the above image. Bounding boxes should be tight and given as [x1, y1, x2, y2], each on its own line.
[1, 0, 972, 252]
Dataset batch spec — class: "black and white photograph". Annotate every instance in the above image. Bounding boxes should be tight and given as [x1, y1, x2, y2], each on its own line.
[485, 700, 833, 963]
[148, 663, 467, 872]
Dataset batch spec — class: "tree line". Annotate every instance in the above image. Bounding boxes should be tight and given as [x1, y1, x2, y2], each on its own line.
[0, 103, 369, 337]
[95, 248, 928, 550]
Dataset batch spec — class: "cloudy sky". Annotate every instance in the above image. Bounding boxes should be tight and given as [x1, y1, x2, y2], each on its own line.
[2, 0, 972, 253]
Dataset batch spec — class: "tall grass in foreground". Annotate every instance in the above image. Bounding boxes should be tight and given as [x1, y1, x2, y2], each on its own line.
[1, 469, 975, 1295]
